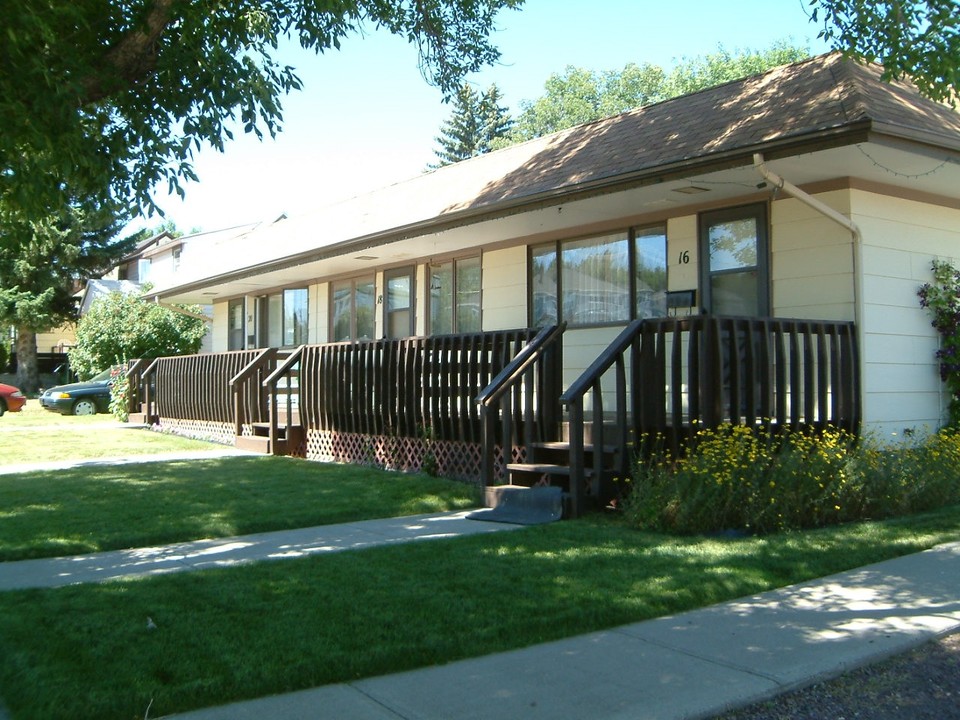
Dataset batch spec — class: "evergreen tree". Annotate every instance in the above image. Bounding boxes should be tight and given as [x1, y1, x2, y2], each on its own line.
[0, 200, 136, 392]
[478, 84, 514, 153]
[431, 83, 513, 167]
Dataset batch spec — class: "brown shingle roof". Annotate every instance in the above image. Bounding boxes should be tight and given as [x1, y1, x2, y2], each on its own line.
[439, 52, 960, 214]
[154, 53, 960, 299]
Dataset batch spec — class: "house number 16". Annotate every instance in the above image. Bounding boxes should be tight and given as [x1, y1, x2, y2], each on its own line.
[677, 250, 690, 264]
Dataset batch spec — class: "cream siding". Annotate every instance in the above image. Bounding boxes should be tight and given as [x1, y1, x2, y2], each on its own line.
[769, 192, 855, 320]
[35, 325, 76, 353]
[562, 326, 625, 415]
[666, 215, 698, 297]
[482, 246, 527, 330]
[212, 302, 228, 352]
[311, 282, 328, 344]
[851, 189, 960, 435]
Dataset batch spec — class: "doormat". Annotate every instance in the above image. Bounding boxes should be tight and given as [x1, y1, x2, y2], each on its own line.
[467, 485, 563, 525]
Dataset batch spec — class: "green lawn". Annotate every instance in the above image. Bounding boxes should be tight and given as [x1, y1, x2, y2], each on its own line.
[0, 507, 959, 720]
[2, 415, 960, 719]
[0, 404, 222, 465]
[0, 455, 480, 561]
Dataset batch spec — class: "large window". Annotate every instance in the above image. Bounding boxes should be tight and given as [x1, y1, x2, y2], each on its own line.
[256, 288, 308, 348]
[429, 256, 481, 334]
[531, 225, 667, 327]
[699, 204, 769, 316]
[331, 276, 375, 341]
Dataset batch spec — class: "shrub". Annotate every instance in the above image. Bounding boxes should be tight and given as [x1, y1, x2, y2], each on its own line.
[109, 369, 129, 422]
[623, 424, 960, 535]
[918, 259, 960, 426]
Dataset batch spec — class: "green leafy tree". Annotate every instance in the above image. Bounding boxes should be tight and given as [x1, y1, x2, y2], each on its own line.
[508, 42, 810, 143]
[0, 0, 523, 225]
[809, 0, 959, 104]
[69, 291, 207, 380]
[662, 42, 812, 97]
[431, 83, 513, 167]
[0, 201, 135, 392]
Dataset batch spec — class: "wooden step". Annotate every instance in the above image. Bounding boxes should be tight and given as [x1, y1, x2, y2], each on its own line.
[506, 462, 593, 476]
[529, 441, 618, 454]
[236, 435, 272, 453]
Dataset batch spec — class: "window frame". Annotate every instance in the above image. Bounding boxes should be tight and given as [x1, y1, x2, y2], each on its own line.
[227, 298, 245, 351]
[255, 287, 309, 348]
[529, 223, 668, 328]
[330, 274, 376, 342]
[383, 265, 416, 339]
[698, 202, 770, 317]
[427, 254, 482, 335]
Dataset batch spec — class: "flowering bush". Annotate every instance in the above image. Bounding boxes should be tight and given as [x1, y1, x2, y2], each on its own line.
[623, 424, 960, 535]
[108, 369, 129, 423]
[918, 259, 960, 426]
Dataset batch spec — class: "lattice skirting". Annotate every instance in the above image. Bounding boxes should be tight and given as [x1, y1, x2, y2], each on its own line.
[157, 418, 235, 446]
[304, 430, 511, 485]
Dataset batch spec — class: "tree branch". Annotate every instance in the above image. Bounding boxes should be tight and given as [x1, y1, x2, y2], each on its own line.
[81, 0, 177, 105]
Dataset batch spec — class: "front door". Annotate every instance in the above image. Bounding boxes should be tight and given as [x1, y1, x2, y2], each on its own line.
[384, 266, 416, 338]
[699, 203, 769, 316]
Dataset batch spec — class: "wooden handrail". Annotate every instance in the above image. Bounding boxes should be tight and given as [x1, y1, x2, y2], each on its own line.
[263, 346, 305, 388]
[560, 319, 643, 405]
[263, 346, 305, 454]
[476, 323, 565, 407]
[230, 347, 276, 386]
[476, 324, 565, 488]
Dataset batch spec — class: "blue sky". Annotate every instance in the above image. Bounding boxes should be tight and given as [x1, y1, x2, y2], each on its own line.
[146, 0, 831, 233]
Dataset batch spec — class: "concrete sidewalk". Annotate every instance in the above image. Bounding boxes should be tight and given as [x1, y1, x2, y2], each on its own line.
[0, 510, 524, 591]
[0, 447, 256, 476]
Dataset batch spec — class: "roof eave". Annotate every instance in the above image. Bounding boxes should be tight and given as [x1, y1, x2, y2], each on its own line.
[152, 123, 874, 302]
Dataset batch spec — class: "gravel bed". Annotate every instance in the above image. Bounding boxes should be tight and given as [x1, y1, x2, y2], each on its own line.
[714, 630, 960, 719]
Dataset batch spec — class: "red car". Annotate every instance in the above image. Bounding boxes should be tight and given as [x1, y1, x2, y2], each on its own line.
[0, 383, 26, 416]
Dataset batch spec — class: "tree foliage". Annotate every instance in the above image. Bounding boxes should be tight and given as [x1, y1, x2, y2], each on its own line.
[809, 0, 959, 104]
[69, 291, 207, 380]
[507, 42, 811, 143]
[0, 0, 522, 221]
[0, 200, 135, 390]
[431, 83, 513, 167]
[918, 259, 960, 425]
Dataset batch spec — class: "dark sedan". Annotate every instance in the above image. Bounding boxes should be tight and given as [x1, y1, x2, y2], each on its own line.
[39, 369, 113, 415]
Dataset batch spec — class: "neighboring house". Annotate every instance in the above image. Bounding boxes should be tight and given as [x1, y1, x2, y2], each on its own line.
[79, 279, 142, 315]
[140, 53, 960, 510]
[89, 223, 285, 354]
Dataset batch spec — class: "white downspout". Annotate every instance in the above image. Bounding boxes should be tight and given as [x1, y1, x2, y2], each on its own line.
[752, 153, 866, 421]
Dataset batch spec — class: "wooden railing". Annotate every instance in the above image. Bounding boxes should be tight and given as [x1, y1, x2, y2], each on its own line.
[475, 324, 565, 487]
[562, 315, 860, 511]
[294, 329, 538, 442]
[123, 358, 148, 418]
[263, 346, 303, 451]
[229, 348, 277, 436]
[142, 350, 265, 424]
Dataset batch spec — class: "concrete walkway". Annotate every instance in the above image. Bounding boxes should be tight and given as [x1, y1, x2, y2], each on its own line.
[0, 464, 958, 719]
[0, 510, 524, 591]
[0, 447, 256, 476]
